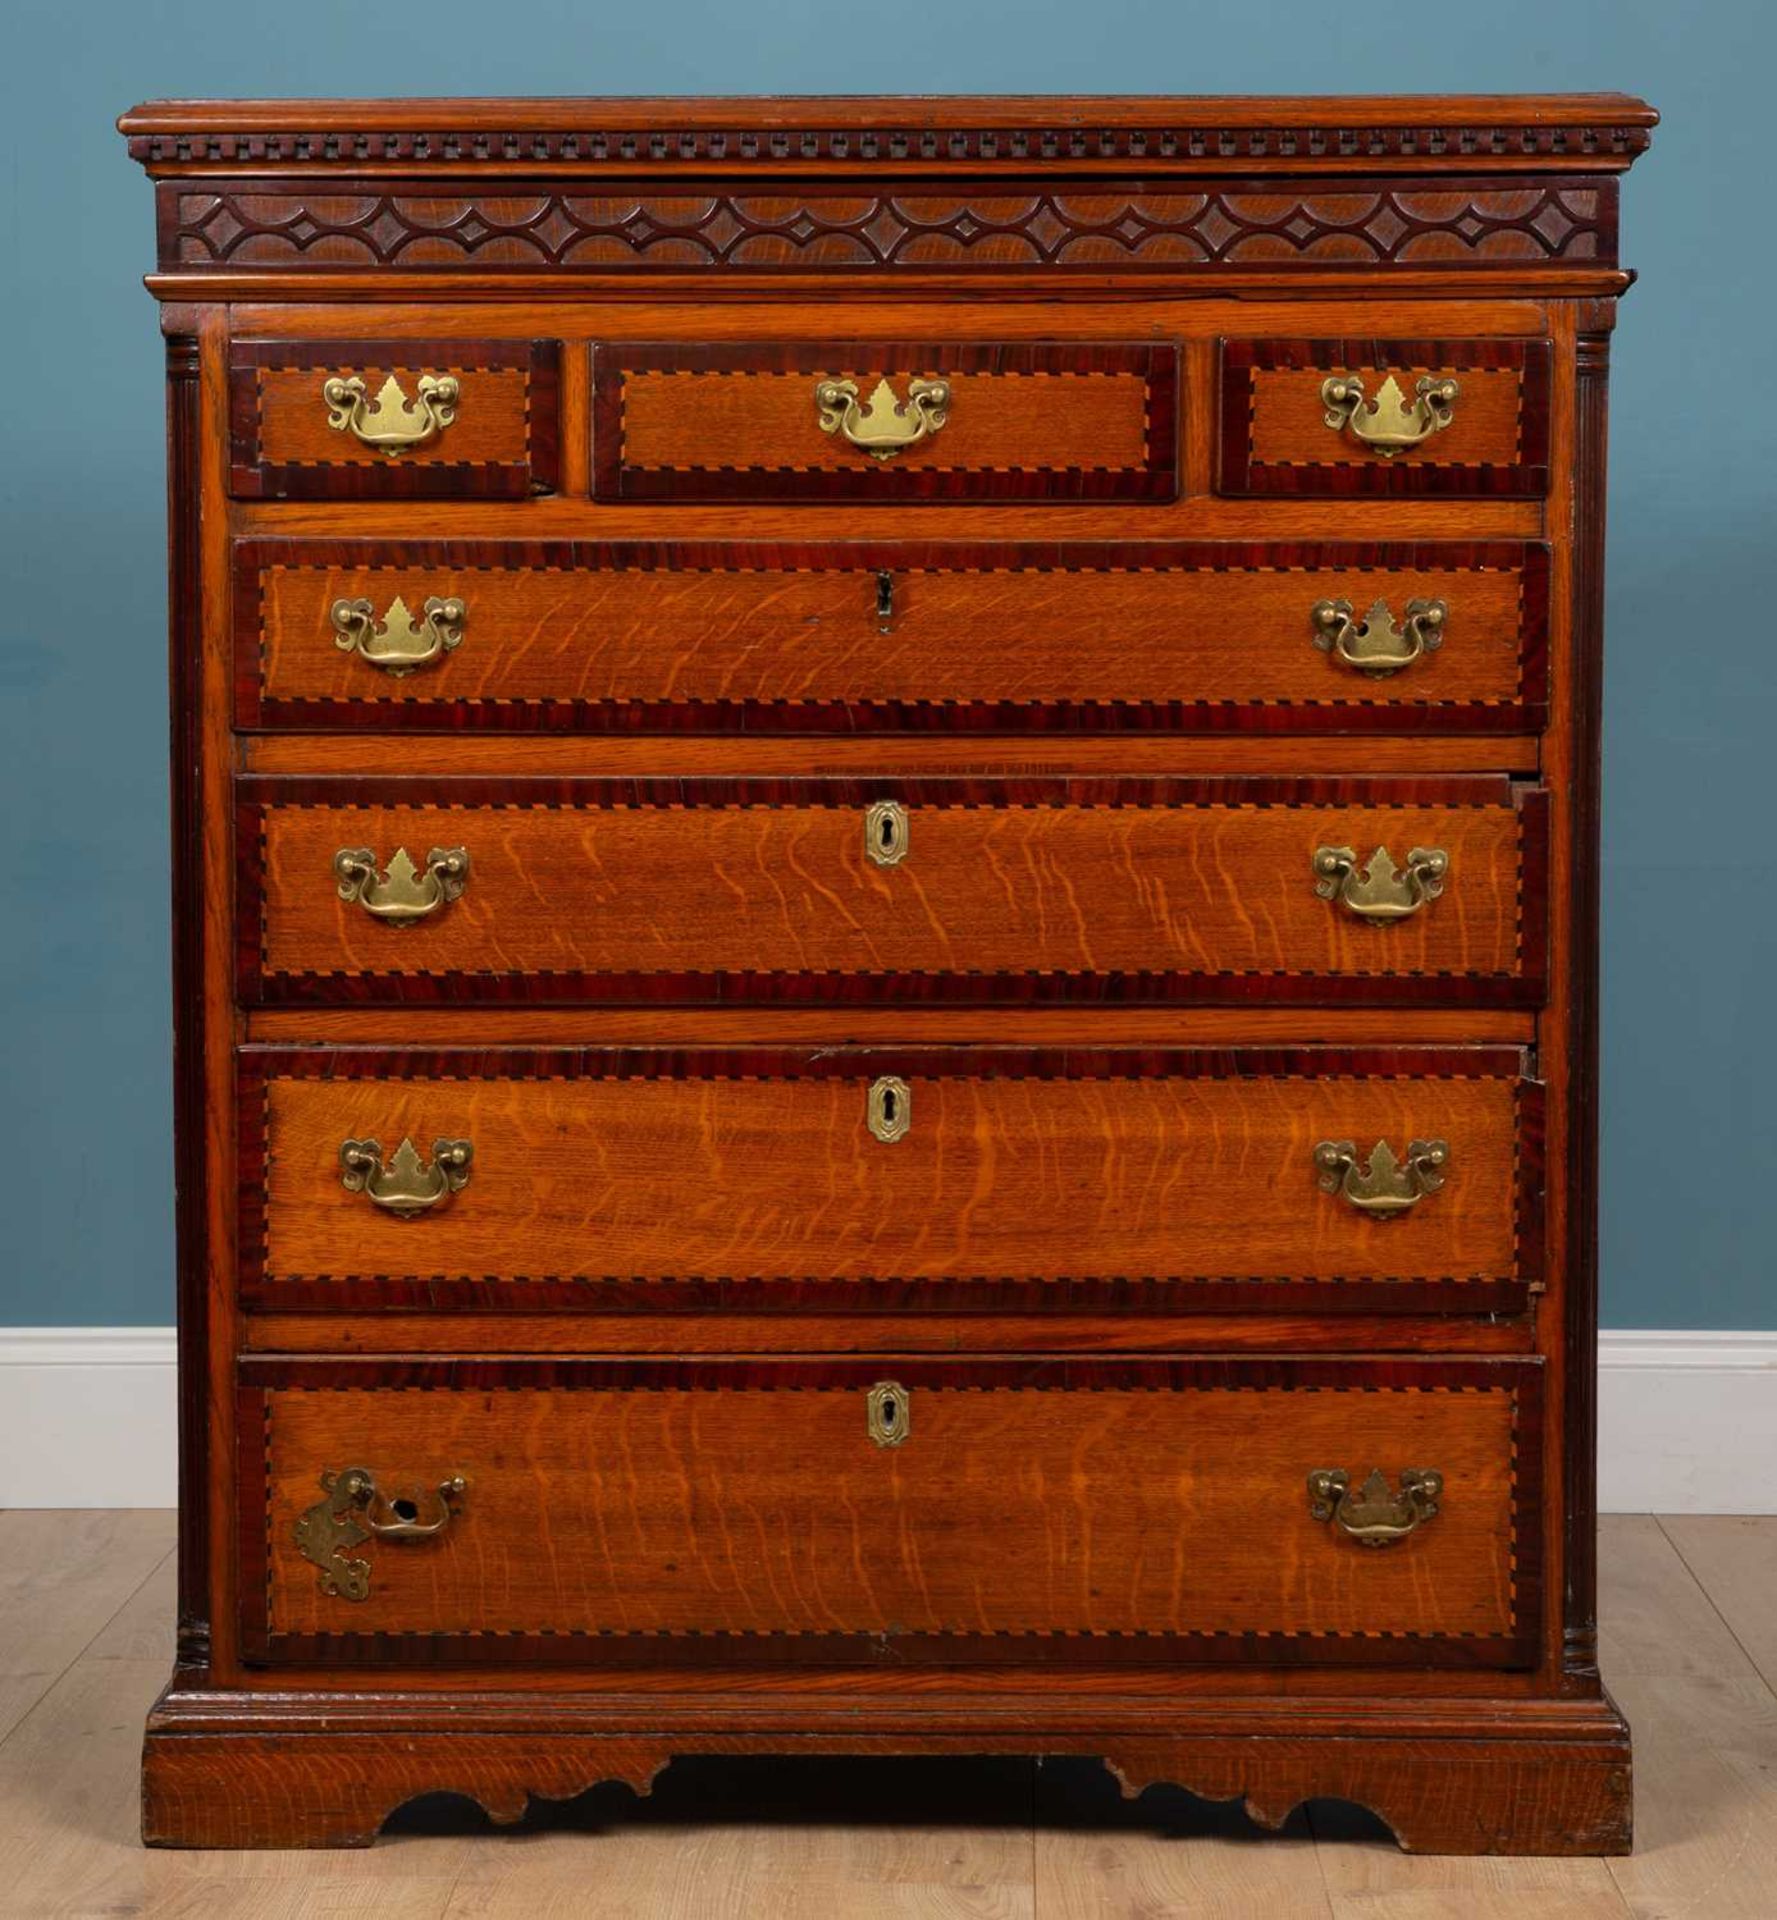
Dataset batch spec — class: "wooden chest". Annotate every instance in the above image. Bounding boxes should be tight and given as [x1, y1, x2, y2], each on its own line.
[121, 91, 1654, 1853]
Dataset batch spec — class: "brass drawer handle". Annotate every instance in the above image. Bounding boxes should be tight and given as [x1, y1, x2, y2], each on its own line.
[1315, 1138, 1449, 1218]
[815, 375, 951, 460]
[340, 1136, 473, 1217]
[1311, 596, 1446, 677]
[866, 1381, 911, 1448]
[323, 371, 460, 453]
[1320, 372, 1459, 454]
[1308, 1468, 1443, 1546]
[331, 593, 466, 677]
[867, 1076, 911, 1144]
[1313, 844, 1447, 922]
[865, 800, 909, 868]
[333, 844, 470, 926]
[295, 1466, 469, 1601]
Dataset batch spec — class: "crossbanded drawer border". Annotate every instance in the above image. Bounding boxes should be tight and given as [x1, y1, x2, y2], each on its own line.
[1218, 337, 1553, 497]
[236, 1042, 1543, 1315]
[227, 337, 563, 501]
[233, 537, 1551, 736]
[591, 340, 1181, 502]
[235, 773, 1549, 1009]
[236, 1353, 1543, 1670]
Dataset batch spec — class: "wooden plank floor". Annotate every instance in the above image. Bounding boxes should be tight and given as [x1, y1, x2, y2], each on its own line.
[0, 1513, 1773, 1915]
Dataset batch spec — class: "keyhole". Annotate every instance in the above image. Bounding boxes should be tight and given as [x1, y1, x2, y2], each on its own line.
[879, 1394, 899, 1429]
[875, 570, 895, 631]
[879, 815, 896, 853]
[880, 1086, 898, 1127]
[391, 1497, 419, 1523]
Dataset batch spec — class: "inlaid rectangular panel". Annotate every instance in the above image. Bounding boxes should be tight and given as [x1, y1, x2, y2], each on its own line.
[235, 538, 1549, 735]
[228, 339, 562, 499]
[238, 774, 1547, 1007]
[238, 1354, 1542, 1668]
[238, 1044, 1542, 1316]
[1218, 338, 1551, 497]
[590, 341, 1179, 501]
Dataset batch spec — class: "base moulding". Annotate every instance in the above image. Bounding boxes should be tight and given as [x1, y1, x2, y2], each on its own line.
[141, 1691, 1632, 1855]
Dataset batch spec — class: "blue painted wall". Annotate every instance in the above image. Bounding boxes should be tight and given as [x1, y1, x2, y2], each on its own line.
[0, 1, 1768, 1326]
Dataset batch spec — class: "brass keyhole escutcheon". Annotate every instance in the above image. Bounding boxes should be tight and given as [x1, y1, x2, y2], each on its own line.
[867, 1381, 910, 1448]
[865, 800, 909, 869]
[867, 1076, 911, 1144]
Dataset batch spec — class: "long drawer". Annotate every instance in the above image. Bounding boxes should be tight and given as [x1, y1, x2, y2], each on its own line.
[235, 538, 1549, 735]
[238, 775, 1547, 1007]
[239, 1354, 1543, 1669]
[238, 1045, 1542, 1315]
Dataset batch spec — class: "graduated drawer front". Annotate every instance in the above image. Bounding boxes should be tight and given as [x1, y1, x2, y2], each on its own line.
[1219, 338, 1552, 497]
[237, 539, 1549, 735]
[239, 775, 1547, 1007]
[239, 1045, 1541, 1316]
[591, 341, 1180, 501]
[228, 339, 562, 499]
[239, 1355, 1542, 1668]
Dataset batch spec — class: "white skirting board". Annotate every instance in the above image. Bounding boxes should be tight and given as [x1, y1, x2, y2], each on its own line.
[0, 1327, 1774, 1512]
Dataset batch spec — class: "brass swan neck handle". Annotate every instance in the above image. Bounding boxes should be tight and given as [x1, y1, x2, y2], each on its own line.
[815, 375, 952, 460]
[333, 845, 470, 926]
[295, 1467, 469, 1601]
[339, 1137, 474, 1217]
[1313, 844, 1447, 923]
[323, 371, 460, 453]
[331, 594, 466, 677]
[1311, 597, 1446, 677]
[1308, 1468, 1443, 1545]
[1315, 1138, 1449, 1218]
[1320, 372, 1460, 454]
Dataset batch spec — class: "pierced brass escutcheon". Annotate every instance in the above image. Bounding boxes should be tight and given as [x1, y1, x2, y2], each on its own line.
[322, 371, 460, 453]
[815, 374, 952, 460]
[1312, 844, 1448, 923]
[295, 1465, 469, 1600]
[331, 593, 467, 677]
[333, 845, 471, 926]
[1308, 1467, 1444, 1546]
[867, 1076, 912, 1144]
[866, 1381, 911, 1449]
[1311, 596, 1446, 677]
[1319, 372, 1460, 455]
[1314, 1138, 1450, 1218]
[339, 1137, 474, 1217]
[864, 800, 909, 869]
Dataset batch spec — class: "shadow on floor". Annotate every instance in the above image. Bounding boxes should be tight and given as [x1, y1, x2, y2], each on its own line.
[382, 1753, 1379, 1843]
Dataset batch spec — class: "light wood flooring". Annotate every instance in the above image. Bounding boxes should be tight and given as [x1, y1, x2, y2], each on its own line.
[0, 1511, 1772, 1916]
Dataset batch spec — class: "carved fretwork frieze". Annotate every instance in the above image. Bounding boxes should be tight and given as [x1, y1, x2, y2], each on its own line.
[161, 177, 1616, 273]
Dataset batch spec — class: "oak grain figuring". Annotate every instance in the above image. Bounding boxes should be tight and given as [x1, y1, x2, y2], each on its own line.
[241, 1044, 1539, 1313]
[240, 538, 1546, 735]
[591, 341, 1179, 503]
[243, 777, 1544, 1005]
[228, 338, 562, 499]
[239, 1355, 1538, 1665]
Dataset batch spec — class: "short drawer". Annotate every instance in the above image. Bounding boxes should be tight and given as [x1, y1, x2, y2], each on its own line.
[228, 339, 562, 499]
[238, 1354, 1543, 1668]
[1218, 338, 1551, 497]
[238, 1043, 1542, 1315]
[591, 341, 1179, 502]
[235, 538, 1549, 735]
[238, 775, 1547, 1006]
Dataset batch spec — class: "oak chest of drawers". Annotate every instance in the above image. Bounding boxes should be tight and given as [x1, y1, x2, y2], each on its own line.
[122, 91, 1654, 1853]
